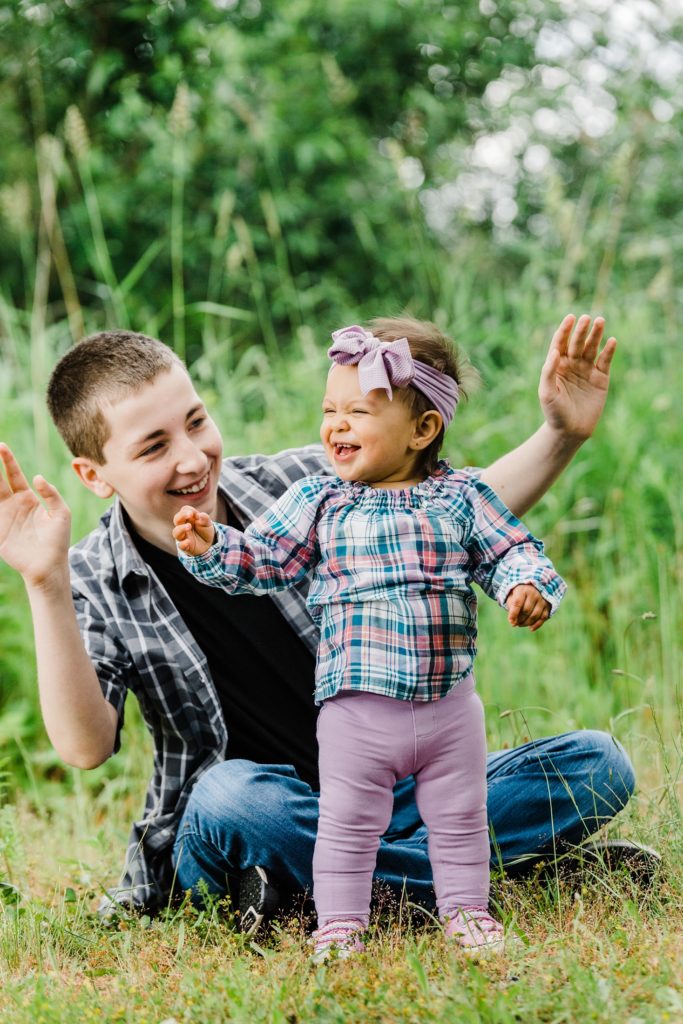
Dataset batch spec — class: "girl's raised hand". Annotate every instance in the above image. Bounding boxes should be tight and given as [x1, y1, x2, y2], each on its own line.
[172, 505, 216, 557]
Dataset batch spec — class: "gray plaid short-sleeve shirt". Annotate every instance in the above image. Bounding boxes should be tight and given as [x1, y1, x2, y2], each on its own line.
[69, 444, 330, 911]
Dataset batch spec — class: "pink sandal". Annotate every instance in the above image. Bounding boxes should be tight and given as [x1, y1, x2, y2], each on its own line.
[444, 908, 505, 954]
[311, 919, 366, 963]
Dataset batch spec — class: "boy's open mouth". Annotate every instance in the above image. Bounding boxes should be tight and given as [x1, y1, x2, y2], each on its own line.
[334, 443, 360, 460]
[168, 471, 210, 496]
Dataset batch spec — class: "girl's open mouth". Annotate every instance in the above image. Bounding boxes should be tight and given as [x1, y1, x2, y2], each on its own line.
[334, 444, 360, 460]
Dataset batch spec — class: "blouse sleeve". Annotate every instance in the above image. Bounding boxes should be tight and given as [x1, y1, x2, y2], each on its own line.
[455, 471, 566, 614]
[177, 475, 328, 595]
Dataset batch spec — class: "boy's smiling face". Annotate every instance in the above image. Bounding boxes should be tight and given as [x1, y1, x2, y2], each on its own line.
[73, 363, 223, 551]
[320, 363, 433, 489]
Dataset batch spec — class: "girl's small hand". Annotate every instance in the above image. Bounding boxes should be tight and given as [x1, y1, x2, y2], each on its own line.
[172, 505, 216, 556]
[506, 584, 551, 632]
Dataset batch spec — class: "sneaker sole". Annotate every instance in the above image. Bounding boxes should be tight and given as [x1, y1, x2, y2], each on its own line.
[238, 865, 280, 937]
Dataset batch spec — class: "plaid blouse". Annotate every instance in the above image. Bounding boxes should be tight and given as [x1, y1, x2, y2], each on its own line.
[69, 444, 330, 912]
[180, 462, 566, 703]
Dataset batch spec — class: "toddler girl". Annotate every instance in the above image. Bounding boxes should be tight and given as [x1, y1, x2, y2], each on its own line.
[173, 318, 566, 959]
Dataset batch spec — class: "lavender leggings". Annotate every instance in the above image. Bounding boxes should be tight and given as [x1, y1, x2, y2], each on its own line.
[313, 675, 489, 927]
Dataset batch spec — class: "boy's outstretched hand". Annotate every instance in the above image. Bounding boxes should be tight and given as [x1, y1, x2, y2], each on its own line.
[539, 313, 617, 441]
[0, 443, 71, 588]
[173, 505, 216, 557]
[506, 584, 550, 632]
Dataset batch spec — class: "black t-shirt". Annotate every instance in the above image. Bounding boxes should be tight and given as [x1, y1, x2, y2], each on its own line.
[129, 509, 320, 789]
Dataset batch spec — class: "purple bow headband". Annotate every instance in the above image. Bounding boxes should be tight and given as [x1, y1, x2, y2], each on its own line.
[327, 325, 459, 428]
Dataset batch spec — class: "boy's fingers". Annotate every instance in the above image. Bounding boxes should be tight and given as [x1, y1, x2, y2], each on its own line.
[539, 346, 561, 398]
[0, 444, 31, 493]
[595, 336, 617, 375]
[33, 476, 66, 513]
[550, 314, 576, 359]
[567, 314, 591, 359]
[582, 316, 604, 363]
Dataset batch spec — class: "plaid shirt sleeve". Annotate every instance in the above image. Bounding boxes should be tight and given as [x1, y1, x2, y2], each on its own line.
[459, 473, 566, 614]
[71, 588, 132, 750]
[179, 475, 326, 593]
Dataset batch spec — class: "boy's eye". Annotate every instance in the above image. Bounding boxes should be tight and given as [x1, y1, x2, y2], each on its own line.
[140, 442, 164, 457]
[189, 416, 206, 429]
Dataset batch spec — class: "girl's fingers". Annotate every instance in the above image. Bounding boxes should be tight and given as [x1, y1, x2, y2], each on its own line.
[507, 587, 532, 624]
[508, 586, 550, 627]
[174, 505, 197, 526]
[527, 601, 551, 630]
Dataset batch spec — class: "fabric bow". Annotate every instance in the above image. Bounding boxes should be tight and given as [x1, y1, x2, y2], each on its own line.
[328, 325, 414, 400]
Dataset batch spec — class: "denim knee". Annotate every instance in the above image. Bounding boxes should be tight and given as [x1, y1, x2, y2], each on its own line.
[181, 759, 275, 835]
[574, 729, 636, 813]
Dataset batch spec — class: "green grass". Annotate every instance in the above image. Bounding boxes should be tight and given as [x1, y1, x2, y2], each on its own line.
[0, 790, 681, 1022]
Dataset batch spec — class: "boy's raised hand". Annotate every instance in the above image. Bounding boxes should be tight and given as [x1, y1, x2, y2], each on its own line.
[506, 583, 550, 632]
[0, 444, 72, 588]
[539, 314, 617, 441]
[173, 505, 216, 557]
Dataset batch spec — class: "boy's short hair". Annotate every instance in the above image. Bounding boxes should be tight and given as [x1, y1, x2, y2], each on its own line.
[47, 330, 181, 461]
[368, 316, 480, 475]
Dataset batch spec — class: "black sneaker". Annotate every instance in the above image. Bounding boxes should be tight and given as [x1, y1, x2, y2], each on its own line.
[502, 838, 661, 886]
[566, 838, 662, 884]
[238, 865, 280, 936]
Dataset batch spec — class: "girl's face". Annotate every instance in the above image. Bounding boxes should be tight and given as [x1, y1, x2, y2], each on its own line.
[320, 364, 430, 489]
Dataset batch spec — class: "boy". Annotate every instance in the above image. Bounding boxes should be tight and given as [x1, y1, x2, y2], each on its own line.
[0, 315, 649, 920]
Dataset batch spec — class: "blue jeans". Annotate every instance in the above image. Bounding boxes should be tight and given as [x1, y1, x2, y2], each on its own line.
[171, 730, 635, 909]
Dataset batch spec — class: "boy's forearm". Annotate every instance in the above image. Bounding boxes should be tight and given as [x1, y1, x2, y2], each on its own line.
[479, 423, 584, 518]
[25, 570, 118, 769]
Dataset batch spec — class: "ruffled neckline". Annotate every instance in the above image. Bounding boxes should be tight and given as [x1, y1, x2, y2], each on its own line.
[333, 460, 453, 509]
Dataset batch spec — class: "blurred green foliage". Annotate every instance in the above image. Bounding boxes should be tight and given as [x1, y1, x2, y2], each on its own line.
[0, 0, 561, 354]
[2, 1, 681, 357]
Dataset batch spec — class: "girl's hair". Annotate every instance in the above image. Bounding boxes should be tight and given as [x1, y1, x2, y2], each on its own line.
[368, 315, 480, 475]
[47, 330, 181, 461]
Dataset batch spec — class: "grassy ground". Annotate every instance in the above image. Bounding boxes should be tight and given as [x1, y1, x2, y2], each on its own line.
[0, 786, 681, 1023]
[1, 278, 682, 1020]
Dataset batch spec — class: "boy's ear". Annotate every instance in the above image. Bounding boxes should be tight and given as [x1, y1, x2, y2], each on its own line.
[71, 457, 115, 499]
[409, 410, 443, 450]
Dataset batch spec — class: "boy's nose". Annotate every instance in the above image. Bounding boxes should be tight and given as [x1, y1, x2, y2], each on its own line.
[174, 438, 207, 475]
